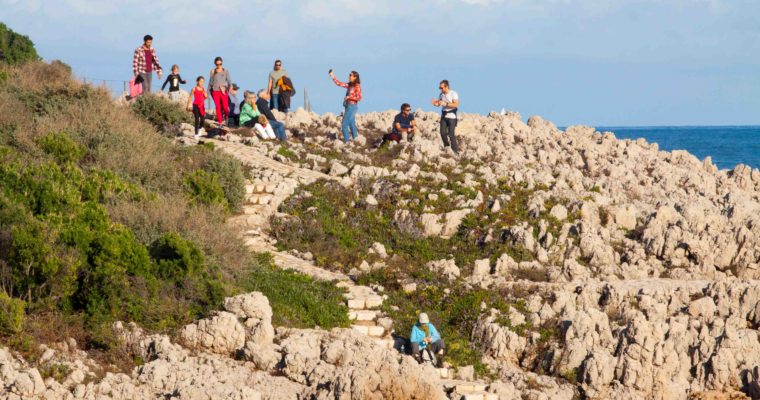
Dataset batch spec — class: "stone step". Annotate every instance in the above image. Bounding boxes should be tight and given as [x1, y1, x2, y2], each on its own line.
[351, 324, 385, 337]
[348, 310, 379, 321]
[347, 296, 381, 308]
[243, 204, 266, 214]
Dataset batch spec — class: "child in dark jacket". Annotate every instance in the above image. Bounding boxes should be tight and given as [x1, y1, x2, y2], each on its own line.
[161, 64, 186, 102]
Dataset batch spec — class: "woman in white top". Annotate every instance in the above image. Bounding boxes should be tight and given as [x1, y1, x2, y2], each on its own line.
[431, 79, 459, 154]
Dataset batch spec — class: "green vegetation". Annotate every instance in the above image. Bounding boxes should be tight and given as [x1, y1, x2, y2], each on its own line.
[276, 145, 299, 162]
[185, 169, 228, 209]
[39, 363, 71, 383]
[0, 23, 39, 65]
[0, 292, 25, 334]
[0, 58, 347, 371]
[243, 253, 350, 329]
[273, 176, 578, 376]
[130, 94, 191, 134]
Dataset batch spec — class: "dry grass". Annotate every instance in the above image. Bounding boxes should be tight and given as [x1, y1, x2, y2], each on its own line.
[108, 195, 249, 279]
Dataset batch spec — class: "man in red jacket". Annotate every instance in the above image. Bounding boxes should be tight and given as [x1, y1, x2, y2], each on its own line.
[132, 34, 163, 95]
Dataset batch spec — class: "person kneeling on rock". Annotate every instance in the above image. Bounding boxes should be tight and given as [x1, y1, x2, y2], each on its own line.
[410, 313, 445, 367]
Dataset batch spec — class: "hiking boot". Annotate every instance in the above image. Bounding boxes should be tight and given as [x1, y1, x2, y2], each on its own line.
[413, 354, 423, 364]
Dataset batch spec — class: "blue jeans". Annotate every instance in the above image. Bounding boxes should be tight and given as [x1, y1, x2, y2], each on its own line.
[270, 120, 286, 141]
[270, 93, 279, 111]
[342, 103, 358, 142]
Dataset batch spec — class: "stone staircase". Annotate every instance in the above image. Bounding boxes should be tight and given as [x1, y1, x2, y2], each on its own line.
[212, 137, 494, 400]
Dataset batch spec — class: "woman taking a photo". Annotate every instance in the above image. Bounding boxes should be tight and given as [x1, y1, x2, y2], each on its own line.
[329, 69, 362, 143]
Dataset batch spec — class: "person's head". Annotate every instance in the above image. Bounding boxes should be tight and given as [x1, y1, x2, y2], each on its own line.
[274, 60, 282, 70]
[196, 76, 204, 86]
[258, 89, 270, 100]
[418, 313, 429, 326]
[171, 64, 179, 74]
[230, 83, 239, 94]
[349, 71, 360, 85]
[246, 91, 257, 104]
[214, 57, 223, 68]
[258, 115, 268, 126]
[400, 103, 411, 115]
[439, 80, 450, 94]
[143, 34, 153, 47]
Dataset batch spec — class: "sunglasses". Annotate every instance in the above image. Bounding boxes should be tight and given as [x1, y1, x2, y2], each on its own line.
[275, 64, 281, 66]
[216, 62, 222, 66]
[403, 109, 411, 112]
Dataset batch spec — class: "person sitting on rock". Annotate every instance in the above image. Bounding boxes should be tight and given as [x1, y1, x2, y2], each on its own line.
[254, 114, 277, 140]
[239, 92, 261, 128]
[256, 90, 287, 142]
[381, 103, 416, 145]
[410, 313, 444, 367]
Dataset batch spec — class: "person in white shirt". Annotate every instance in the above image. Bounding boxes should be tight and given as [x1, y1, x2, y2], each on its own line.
[430, 80, 459, 154]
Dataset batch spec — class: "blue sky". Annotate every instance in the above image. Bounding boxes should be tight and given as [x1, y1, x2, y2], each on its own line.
[2, 0, 759, 126]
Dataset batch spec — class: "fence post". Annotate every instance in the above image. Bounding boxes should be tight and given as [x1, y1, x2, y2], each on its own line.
[123, 80, 127, 97]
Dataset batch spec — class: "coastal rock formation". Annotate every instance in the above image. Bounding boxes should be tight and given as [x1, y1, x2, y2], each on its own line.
[6, 104, 760, 399]
[0, 291, 446, 400]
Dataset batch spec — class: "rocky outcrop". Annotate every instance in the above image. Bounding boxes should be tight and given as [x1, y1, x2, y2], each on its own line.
[0, 291, 446, 400]
[473, 279, 760, 399]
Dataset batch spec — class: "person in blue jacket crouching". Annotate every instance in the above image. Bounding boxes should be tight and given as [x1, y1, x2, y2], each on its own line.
[410, 312, 445, 367]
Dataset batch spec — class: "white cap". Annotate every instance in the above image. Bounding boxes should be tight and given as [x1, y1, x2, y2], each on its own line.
[419, 313, 429, 324]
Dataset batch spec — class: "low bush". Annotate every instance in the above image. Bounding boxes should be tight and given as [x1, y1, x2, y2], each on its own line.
[185, 169, 228, 209]
[241, 253, 350, 329]
[130, 94, 191, 134]
[36, 131, 85, 164]
[203, 152, 246, 212]
[0, 292, 25, 334]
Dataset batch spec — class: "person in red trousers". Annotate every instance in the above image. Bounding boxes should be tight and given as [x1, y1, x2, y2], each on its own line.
[208, 56, 232, 126]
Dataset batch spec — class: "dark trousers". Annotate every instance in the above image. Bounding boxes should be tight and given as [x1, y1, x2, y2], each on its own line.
[440, 117, 458, 153]
[411, 339, 445, 357]
[192, 105, 204, 134]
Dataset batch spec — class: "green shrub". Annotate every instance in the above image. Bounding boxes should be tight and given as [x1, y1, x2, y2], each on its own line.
[0, 291, 25, 333]
[242, 253, 350, 329]
[0, 23, 39, 65]
[39, 363, 71, 382]
[130, 94, 191, 134]
[36, 131, 85, 164]
[203, 152, 245, 212]
[150, 232, 205, 279]
[14, 84, 92, 117]
[184, 169, 228, 209]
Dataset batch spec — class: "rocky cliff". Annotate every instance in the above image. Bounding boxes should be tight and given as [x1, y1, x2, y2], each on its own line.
[2, 107, 759, 399]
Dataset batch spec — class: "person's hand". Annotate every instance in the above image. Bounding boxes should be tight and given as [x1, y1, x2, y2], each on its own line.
[344, 96, 350, 101]
[157, 71, 163, 80]
[186, 106, 192, 112]
[431, 99, 439, 106]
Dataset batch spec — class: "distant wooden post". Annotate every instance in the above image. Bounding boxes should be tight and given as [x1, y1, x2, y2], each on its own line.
[123, 80, 127, 97]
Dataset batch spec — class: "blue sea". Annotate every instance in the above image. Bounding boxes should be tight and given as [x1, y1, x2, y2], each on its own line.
[594, 126, 760, 171]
